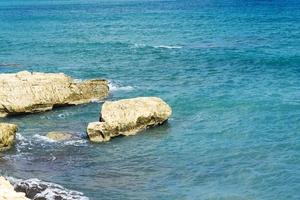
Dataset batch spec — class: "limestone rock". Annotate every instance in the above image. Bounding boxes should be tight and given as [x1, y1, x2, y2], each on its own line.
[46, 132, 73, 141]
[0, 123, 17, 151]
[87, 97, 172, 142]
[0, 71, 109, 117]
[0, 176, 29, 200]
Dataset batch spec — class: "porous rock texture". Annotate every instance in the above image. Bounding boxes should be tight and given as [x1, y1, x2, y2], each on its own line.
[0, 123, 18, 151]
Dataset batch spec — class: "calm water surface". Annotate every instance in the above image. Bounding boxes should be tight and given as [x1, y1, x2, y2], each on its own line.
[0, 0, 300, 199]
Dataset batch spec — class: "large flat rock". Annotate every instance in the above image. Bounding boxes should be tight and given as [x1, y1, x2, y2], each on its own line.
[0, 71, 109, 117]
[87, 97, 172, 142]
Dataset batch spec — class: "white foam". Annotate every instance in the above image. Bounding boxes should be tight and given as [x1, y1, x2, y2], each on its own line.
[154, 45, 183, 49]
[108, 81, 135, 92]
[90, 98, 105, 103]
[58, 113, 66, 119]
[64, 139, 87, 146]
[133, 43, 147, 48]
[133, 43, 183, 49]
[16, 133, 26, 141]
[73, 79, 84, 83]
[16, 133, 32, 152]
[33, 134, 87, 147]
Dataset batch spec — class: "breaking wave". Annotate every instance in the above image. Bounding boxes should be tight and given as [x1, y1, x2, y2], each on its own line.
[108, 81, 135, 92]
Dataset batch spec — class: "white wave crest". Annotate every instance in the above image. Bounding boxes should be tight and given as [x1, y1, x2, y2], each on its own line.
[64, 139, 87, 146]
[16, 133, 26, 141]
[133, 43, 183, 49]
[133, 43, 147, 48]
[154, 45, 183, 49]
[108, 81, 135, 92]
[16, 133, 32, 152]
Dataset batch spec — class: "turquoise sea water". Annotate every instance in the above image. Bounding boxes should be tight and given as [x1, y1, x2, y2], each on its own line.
[0, 0, 300, 199]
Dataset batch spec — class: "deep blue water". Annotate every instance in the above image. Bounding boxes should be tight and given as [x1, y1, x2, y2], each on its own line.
[0, 0, 300, 199]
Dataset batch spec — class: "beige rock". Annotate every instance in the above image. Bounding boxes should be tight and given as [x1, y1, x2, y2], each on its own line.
[0, 176, 29, 200]
[0, 123, 17, 151]
[0, 71, 109, 117]
[46, 132, 73, 141]
[87, 97, 172, 142]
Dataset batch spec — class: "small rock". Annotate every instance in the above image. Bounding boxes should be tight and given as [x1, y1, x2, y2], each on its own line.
[0, 123, 18, 151]
[87, 122, 112, 142]
[46, 132, 73, 141]
[87, 97, 172, 142]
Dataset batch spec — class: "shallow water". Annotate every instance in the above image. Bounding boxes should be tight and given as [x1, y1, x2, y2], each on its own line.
[0, 0, 300, 199]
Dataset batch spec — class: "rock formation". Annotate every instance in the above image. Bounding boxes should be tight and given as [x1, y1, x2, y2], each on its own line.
[0, 71, 109, 117]
[0, 123, 18, 151]
[87, 97, 172, 142]
[0, 176, 29, 200]
[9, 178, 89, 200]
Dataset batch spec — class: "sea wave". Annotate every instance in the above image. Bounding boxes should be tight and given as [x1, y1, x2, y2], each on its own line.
[16, 133, 32, 152]
[133, 43, 183, 49]
[16, 133, 87, 149]
[153, 45, 183, 49]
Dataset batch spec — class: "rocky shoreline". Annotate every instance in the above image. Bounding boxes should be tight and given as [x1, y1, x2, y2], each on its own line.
[1, 176, 89, 200]
[0, 71, 172, 199]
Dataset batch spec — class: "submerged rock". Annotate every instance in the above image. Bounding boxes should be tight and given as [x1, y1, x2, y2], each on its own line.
[0, 176, 29, 200]
[46, 132, 73, 141]
[0, 71, 109, 117]
[87, 97, 172, 142]
[8, 177, 89, 200]
[0, 123, 18, 151]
